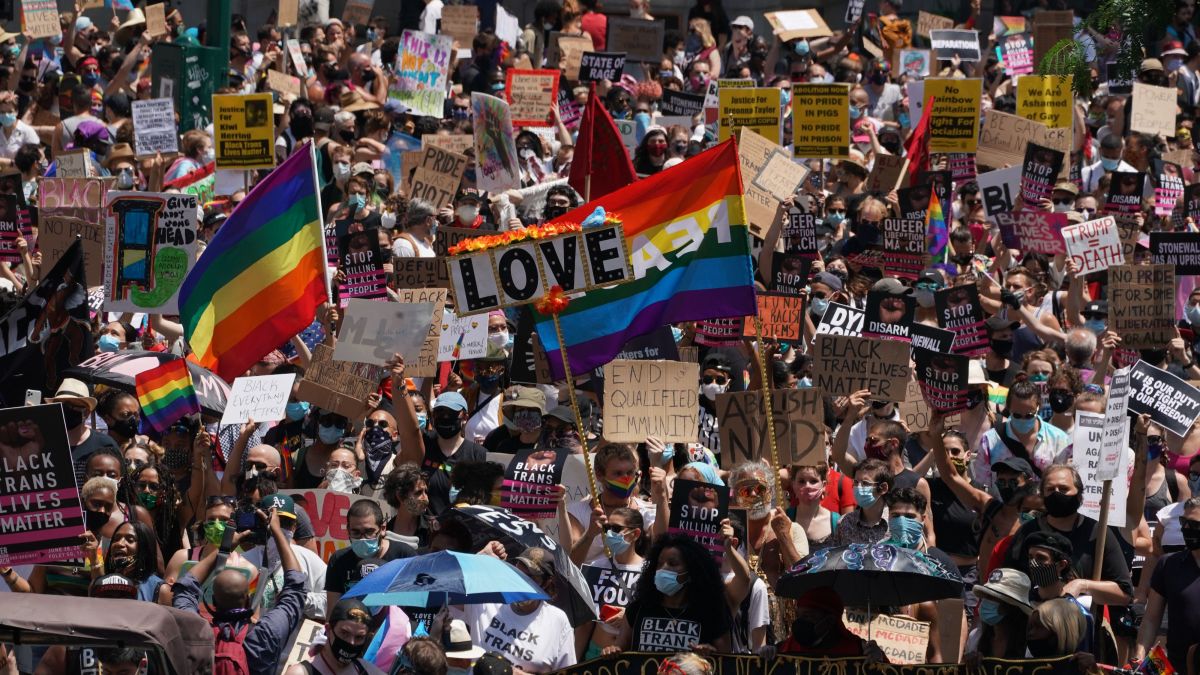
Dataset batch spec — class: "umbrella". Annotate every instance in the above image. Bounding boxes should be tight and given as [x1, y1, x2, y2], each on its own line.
[439, 505, 598, 627]
[776, 543, 963, 610]
[65, 351, 231, 416]
[344, 551, 549, 607]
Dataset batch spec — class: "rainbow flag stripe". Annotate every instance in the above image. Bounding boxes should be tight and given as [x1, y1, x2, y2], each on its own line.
[135, 359, 200, 432]
[927, 188, 948, 257]
[179, 145, 328, 381]
[536, 140, 756, 378]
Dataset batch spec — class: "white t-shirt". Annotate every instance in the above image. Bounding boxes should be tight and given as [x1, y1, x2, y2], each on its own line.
[463, 393, 501, 444]
[465, 602, 577, 673]
[420, 0, 444, 34]
[567, 498, 657, 565]
[725, 573, 769, 654]
[392, 235, 436, 258]
[0, 120, 39, 159]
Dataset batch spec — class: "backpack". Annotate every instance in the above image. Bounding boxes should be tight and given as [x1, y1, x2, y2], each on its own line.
[213, 623, 252, 675]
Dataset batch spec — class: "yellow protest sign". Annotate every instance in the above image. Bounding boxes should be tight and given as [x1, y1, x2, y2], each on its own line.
[923, 78, 981, 153]
[718, 87, 781, 144]
[213, 93, 276, 170]
[792, 83, 850, 159]
[1017, 75, 1073, 129]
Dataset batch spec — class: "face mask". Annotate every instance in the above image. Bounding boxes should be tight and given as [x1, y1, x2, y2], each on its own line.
[950, 457, 969, 475]
[671, 326, 684, 343]
[348, 194, 367, 212]
[0, 112, 15, 127]
[511, 409, 542, 433]
[98, 334, 121, 352]
[603, 530, 631, 555]
[1020, 511, 1038, 524]
[380, 211, 397, 229]
[853, 485, 878, 508]
[476, 373, 501, 392]
[199, 519, 228, 547]
[1099, 156, 1121, 172]
[965, 389, 986, 410]
[488, 331, 509, 349]
[1140, 349, 1168, 365]
[543, 22, 555, 31]
[914, 289, 935, 308]
[335, 162, 351, 180]
[457, 205, 480, 222]
[543, 204, 569, 221]
[1186, 305, 1200, 326]
[658, 445, 675, 465]
[448, 486, 462, 503]
[889, 515, 923, 547]
[605, 474, 637, 499]
[825, 212, 845, 227]
[898, 111, 910, 128]
[434, 416, 462, 439]
[1188, 473, 1200, 495]
[85, 509, 109, 533]
[350, 537, 381, 558]
[318, 424, 343, 444]
[1182, 526, 1200, 550]
[797, 377, 813, 388]
[789, 616, 830, 645]
[452, 106, 470, 120]
[82, 72, 100, 86]
[780, 88, 792, 107]
[285, 401, 309, 421]
[810, 298, 829, 318]
[403, 494, 428, 516]
[1027, 560, 1060, 588]
[979, 600, 1005, 626]
[796, 484, 822, 502]
[1043, 490, 1081, 518]
[1026, 636, 1060, 658]
[111, 415, 140, 438]
[1028, 373, 1049, 383]
[1083, 319, 1106, 335]
[327, 468, 362, 493]
[990, 339, 1013, 357]
[863, 439, 892, 461]
[868, 72, 887, 86]
[1048, 391, 1075, 414]
[416, 412, 428, 429]
[331, 634, 368, 663]
[654, 569, 685, 595]
[63, 406, 86, 429]
[700, 382, 728, 401]
[849, 105, 862, 120]
[1147, 439, 1163, 460]
[1008, 416, 1037, 436]
[996, 481, 1023, 504]
[137, 492, 158, 509]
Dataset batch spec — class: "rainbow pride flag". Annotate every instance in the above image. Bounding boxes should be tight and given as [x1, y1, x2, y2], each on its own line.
[535, 140, 756, 378]
[179, 144, 328, 381]
[135, 359, 200, 432]
[927, 188, 948, 258]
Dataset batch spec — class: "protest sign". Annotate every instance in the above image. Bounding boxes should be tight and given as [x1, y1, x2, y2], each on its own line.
[548, 33, 594, 81]
[661, 89, 705, 118]
[949, 153, 978, 183]
[1131, 82, 1178, 137]
[930, 29, 981, 61]
[0, 196, 22, 264]
[393, 257, 451, 290]
[1154, 163, 1185, 216]
[898, 50, 931, 79]
[279, 490, 385, 562]
[817, 302, 864, 336]
[924, 78, 981, 153]
[447, 223, 630, 315]
[335, 299, 437, 366]
[996, 211, 1067, 256]
[1071, 411, 1128, 528]
[694, 317, 745, 346]
[845, 0, 865, 24]
[410, 144, 468, 209]
[811, 334, 910, 401]
[1128, 360, 1200, 437]
[1100, 367, 1131, 482]
[769, 253, 812, 295]
[1150, 232, 1200, 273]
[21, 0, 59, 39]
[1184, 184, 1200, 227]
[736, 128, 789, 237]
[145, 2, 167, 36]
[471, 93, 522, 193]
[977, 111, 1070, 175]
[866, 154, 910, 194]
[782, 209, 817, 252]
[1020, 142, 1065, 203]
[718, 87, 781, 144]
[1062, 217, 1124, 275]
[602, 359, 699, 443]
[219, 373, 298, 425]
[281, 620, 324, 672]
[843, 611, 930, 664]
[911, 323, 956, 355]
[764, 10, 832, 40]
[501, 447, 568, 521]
[1000, 34, 1034, 76]
[213, 93, 276, 169]
[898, 381, 961, 432]
[581, 564, 641, 610]
[863, 289, 916, 341]
[936, 284, 987, 356]
[1016, 75, 1073, 129]
[440, 5, 479, 46]
[342, 0, 374, 25]
[878, 218, 929, 279]
[278, 0, 298, 26]
[102, 191, 198, 314]
[392, 288, 446, 378]
[423, 133, 475, 156]
[391, 31, 454, 118]
[1031, 10, 1074, 67]
[579, 52, 627, 83]
[917, 11, 955, 38]
[39, 177, 109, 288]
[914, 342, 970, 412]
[55, 149, 93, 178]
[505, 69, 560, 126]
[0, 403, 84, 565]
[716, 388, 825, 468]
[607, 17, 665, 62]
[743, 293, 805, 340]
[132, 98, 178, 157]
[295, 344, 380, 419]
[337, 229, 388, 307]
[1108, 264, 1175, 349]
[437, 308, 488, 362]
[1105, 172, 1146, 216]
[752, 150, 808, 202]
[265, 70, 303, 100]
[792, 83, 850, 159]
[669, 478, 728, 563]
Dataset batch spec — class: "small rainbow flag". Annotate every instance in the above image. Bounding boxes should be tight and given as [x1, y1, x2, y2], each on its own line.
[135, 359, 200, 432]
[927, 188, 948, 258]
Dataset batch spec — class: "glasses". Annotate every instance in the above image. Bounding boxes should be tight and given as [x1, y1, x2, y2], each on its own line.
[1009, 411, 1037, 420]
[854, 480, 879, 488]
[1053, 199, 1074, 206]
[477, 363, 505, 375]
[318, 414, 347, 428]
[1147, 435, 1163, 444]
[702, 375, 728, 385]
[136, 480, 162, 492]
[601, 524, 629, 534]
[206, 495, 237, 507]
[364, 419, 390, 429]
[349, 528, 380, 539]
[246, 461, 272, 472]
[965, 199, 982, 207]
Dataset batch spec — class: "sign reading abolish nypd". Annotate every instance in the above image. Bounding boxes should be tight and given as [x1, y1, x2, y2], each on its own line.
[446, 224, 632, 316]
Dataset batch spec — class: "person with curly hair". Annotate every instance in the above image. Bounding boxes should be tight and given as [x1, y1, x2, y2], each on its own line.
[383, 462, 433, 550]
[119, 463, 183, 560]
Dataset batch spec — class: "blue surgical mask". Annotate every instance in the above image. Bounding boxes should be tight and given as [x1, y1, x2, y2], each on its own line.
[888, 516, 923, 548]
[659, 446, 675, 464]
[780, 88, 791, 106]
[798, 377, 813, 388]
[350, 537, 381, 558]
[671, 326, 684, 343]
[654, 569, 685, 595]
[979, 599, 1005, 626]
[448, 486, 461, 503]
[416, 412, 428, 429]
[810, 297, 830, 317]
[1100, 157, 1121, 172]
[825, 212, 845, 226]
[1084, 319, 1106, 334]
[349, 194, 366, 211]
[849, 105, 862, 120]
[366, 28, 377, 41]
[1186, 305, 1200, 326]
[476, 373, 500, 390]
[853, 485, 878, 508]
[285, 401, 309, 421]
[0, 112, 15, 127]
[898, 111, 910, 128]
[1028, 373, 1048, 383]
[97, 334, 121, 352]
[603, 530, 631, 555]
[1008, 417, 1037, 435]
[794, 40, 810, 56]
[318, 424, 343, 444]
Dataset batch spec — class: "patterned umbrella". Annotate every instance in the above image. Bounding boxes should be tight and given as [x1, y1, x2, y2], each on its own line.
[776, 543, 963, 608]
[65, 351, 231, 415]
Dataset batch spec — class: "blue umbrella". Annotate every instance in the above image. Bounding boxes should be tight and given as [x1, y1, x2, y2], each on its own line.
[343, 551, 550, 607]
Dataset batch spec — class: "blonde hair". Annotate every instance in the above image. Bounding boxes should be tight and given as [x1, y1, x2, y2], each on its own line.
[689, 18, 716, 49]
[82, 475, 119, 502]
[659, 653, 712, 675]
[0, 91, 16, 107]
[1032, 598, 1087, 656]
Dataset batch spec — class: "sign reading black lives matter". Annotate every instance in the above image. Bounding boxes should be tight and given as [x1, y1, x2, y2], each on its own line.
[0, 403, 86, 565]
[1127, 360, 1200, 437]
[668, 478, 729, 563]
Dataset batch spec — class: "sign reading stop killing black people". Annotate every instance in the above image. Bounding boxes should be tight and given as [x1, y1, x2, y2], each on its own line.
[769, 253, 812, 296]
[1019, 142, 1064, 203]
[935, 284, 987, 356]
[500, 447, 568, 521]
[337, 229, 388, 306]
[668, 478, 729, 563]
[913, 341, 970, 412]
[1127, 360, 1200, 437]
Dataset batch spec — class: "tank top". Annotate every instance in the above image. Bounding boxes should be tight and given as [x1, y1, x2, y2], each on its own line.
[1143, 471, 1176, 523]
[893, 469, 920, 492]
[929, 478, 980, 558]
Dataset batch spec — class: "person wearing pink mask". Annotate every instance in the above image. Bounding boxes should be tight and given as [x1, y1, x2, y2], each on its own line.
[633, 126, 670, 176]
[787, 462, 840, 546]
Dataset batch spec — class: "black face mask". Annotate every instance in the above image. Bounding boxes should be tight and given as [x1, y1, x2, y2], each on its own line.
[965, 389, 986, 410]
[1139, 349, 1168, 365]
[1026, 635, 1060, 658]
[1182, 526, 1200, 551]
[1048, 391, 1075, 414]
[63, 406, 86, 429]
[290, 115, 314, 139]
[1027, 560, 1061, 588]
[434, 417, 463, 439]
[1042, 491, 1082, 518]
[331, 634, 367, 663]
[85, 509, 109, 533]
[789, 616, 830, 645]
[996, 481, 1022, 504]
[990, 339, 1013, 357]
[338, 128, 355, 143]
[111, 415, 140, 438]
[543, 205, 569, 221]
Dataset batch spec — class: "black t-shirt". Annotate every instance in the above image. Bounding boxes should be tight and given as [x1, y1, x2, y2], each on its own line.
[928, 477, 980, 558]
[483, 425, 535, 456]
[626, 600, 729, 652]
[1003, 516, 1134, 596]
[71, 430, 120, 488]
[1149, 550, 1200, 670]
[421, 432, 487, 516]
[324, 539, 417, 594]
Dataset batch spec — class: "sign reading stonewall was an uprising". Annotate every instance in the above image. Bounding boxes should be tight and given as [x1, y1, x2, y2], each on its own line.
[102, 191, 199, 313]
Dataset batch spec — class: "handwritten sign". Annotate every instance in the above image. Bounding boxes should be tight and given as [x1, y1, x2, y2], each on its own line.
[334, 299, 438, 366]
[607, 17, 665, 62]
[506, 69, 560, 126]
[132, 98, 179, 157]
[811, 334, 910, 401]
[391, 30, 453, 118]
[763, 10, 832, 40]
[219, 373, 298, 425]
[1062, 217, 1124, 275]
[1108, 264, 1174, 349]
[102, 191, 198, 313]
[603, 359, 700, 443]
[917, 10, 954, 38]
[410, 145, 468, 209]
[548, 32, 594, 81]
[977, 110, 1069, 174]
[437, 308, 488, 362]
[843, 611, 930, 664]
[716, 388, 825, 469]
[751, 150, 809, 201]
[1131, 82, 1178, 138]
[295, 344, 381, 419]
[21, 0, 60, 39]
[440, 4, 479, 46]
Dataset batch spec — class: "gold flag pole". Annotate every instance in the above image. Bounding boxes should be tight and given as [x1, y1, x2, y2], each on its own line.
[752, 316, 785, 506]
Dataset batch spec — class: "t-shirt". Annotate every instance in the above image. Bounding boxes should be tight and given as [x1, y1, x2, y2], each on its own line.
[421, 432, 487, 516]
[1002, 516, 1134, 597]
[483, 424, 535, 456]
[465, 602, 577, 672]
[464, 393, 502, 444]
[566, 498, 657, 564]
[323, 539, 417, 595]
[71, 430, 120, 489]
[627, 600, 725, 652]
[1149, 550, 1200, 670]
[392, 234, 435, 258]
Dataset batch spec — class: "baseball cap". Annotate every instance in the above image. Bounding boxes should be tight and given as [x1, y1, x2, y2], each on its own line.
[972, 568, 1034, 614]
[329, 597, 374, 625]
[474, 653, 514, 675]
[731, 15, 754, 30]
[351, 162, 375, 177]
[90, 573, 139, 599]
[1052, 180, 1079, 196]
[1082, 300, 1108, 317]
[1141, 58, 1165, 73]
[258, 493, 297, 520]
[503, 386, 547, 415]
[812, 271, 844, 292]
[1024, 531, 1073, 560]
[985, 315, 1020, 331]
[1163, 41, 1187, 57]
[871, 277, 912, 296]
[434, 391, 469, 412]
[991, 456, 1035, 477]
[916, 269, 944, 287]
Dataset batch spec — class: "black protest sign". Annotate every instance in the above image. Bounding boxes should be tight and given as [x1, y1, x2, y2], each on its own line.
[661, 89, 704, 117]
[816, 301, 864, 336]
[579, 52, 627, 82]
[337, 229, 388, 306]
[913, 343, 970, 412]
[668, 478, 729, 563]
[910, 322, 956, 355]
[1019, 142, 1064, 203]
[1107, 62, 1133, 95]
[1128, 360, 1200, 437]
[556, 653, 1077, 675]
[694, 317, 745, 346]
[0, 194, 21, 263]
[929, 29, 982, 61]
[1150, 232, 1200, 274]
[935, 284, 987, 356]
[897, 184, 934, 221]
[811, 334, 911, 401]
[783, 208, 817, 254]
[1105, 172, 1145, 216]
[1185, 184, 1200, 224]
[580, 564, 642, 610]
[769, 253, 812, 296]
[0, 403, 85, 565]
[1153, 162, 1185, 216]
[878, 218, 928, 280]
[715, 388, 825, 469]
[1108, 264, 1174, 349]
[500, 447, 568, 520]
[863, 289, 916, 341]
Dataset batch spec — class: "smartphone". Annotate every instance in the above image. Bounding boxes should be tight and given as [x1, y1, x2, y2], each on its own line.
[25, 389, 41, 406]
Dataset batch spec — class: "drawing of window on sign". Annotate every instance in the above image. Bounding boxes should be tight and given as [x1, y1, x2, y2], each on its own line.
[104, 191, 198, 313]
[111, 197, 163, 296]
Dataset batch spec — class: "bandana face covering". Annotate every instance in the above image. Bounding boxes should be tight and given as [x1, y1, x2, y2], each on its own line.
[605, 474, 637, 499]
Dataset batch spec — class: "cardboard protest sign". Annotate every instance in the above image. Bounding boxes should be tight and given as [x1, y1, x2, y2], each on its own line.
[342, 0, 374, 24]
[132, 98, 178, 157]
[995, 211, 1067, 256]
[279, 490, 385, 562]
[976, 111, 1070, 175]
[718, 87, 781, 144]
[38, 177, 107, 286]
[1128, 360, 1200, 437]
[1071, 411, 1128, 528]
[392, 288, 446, 377]
[863, 289, 916, 341]
[898, 50, 931, 79]
[743, 293, 805, 340]
[21, 0, 60, 39]
[294, 344, 380, 418]
[1154, 163, 1185, 216]
[423, 133, 475, 155]
[579, 52, 627, 83]
[1062, 217, 1124, 275]
[278, 0, 298, 26]
[1150, 232, 1200, 273]
[924, 78, 981, 153]
[715, 388, 826, 468]
[792, 83, 850, 159]
[936, 284, 987, 356]
[447, 223, 630, 315]
[1100, 367, 1131, 482]
[1016, 75, 1073, 129]
[694, 317, 745, 346]
[440, 5, 479, 46]
[816, 302, 864, 336]
[1000, 34, 1034, 76]
[102, 191, 198, 313]
[607, 17, 665, 62]
[391, 31, 454, 118]
[752, 150, 809, 202]
[917, 10, 954, 38]
[337, 229, 388, 307]
[334, 298, 437, 366]
[410, 144, 468, 209]
[505, 69, 560, 126]
[764, 10, 832, 40]
[661, 89, 705, 117]
[55, 149, 94, 178]
[471, 93, 522, 193]
[866, 154, 910, 194]
[219, 373, 298, 425]
[843, 611, 930, 665]
[811, 334, 911, 401]
[737, 128, 790, 238]
[1108, 264, 1175, 349]
[930, 29, 981, 61]
[913, 341, 970, 412]
[769, 253, 813, 295]
[213, 93, 276, 169]
[1105, 172, 1146, 216]
[898, 381, 962, 432]
[501, 447, 568, 520]
[548, 32, 594, 81]
[1131, 82, 1178, 138]
[437, 308, 488, 362]
[1019, 142, 1064, 203]
[265, 70, 303, 100]
[602, 359, 699, 443]
[668, 478, 728, 563]
[0, 403, 85, 565]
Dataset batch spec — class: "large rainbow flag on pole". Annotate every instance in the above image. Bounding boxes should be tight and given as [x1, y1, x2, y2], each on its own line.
[535, 140, 756, 378]
[179, 144, 329, 381]
[135, 359, 201, 432]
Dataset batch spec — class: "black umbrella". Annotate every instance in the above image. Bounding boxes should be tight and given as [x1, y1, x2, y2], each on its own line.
[438, 505, 598, 627]
[65, 351, 232, 416]
[777, 543, 963, 611]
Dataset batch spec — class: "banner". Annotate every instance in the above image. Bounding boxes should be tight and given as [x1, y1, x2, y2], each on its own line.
[1149, 231, 1200, 274]
[212, 93, 276, 169]
[811, 334, 910, 401]
[506, 69, 560, 126]
[219, 373, 298, 425]
[1128, 360, 1200, 437]
[579, 52, 627, 83]
[1108, 264, 1174, 349]
[1062, 217, 1124, 275]
[718, 87, 781, 144]
[1016, 75, 1072, 129]
[791, 83, 850, 159]
[996, 211, 1066, 255]
[132, 98, 179, 157]
[391, 30, 454, 118]
[337, 229, 388, 307]
[471, 93, 522, 193]
[102, 191, 199, 314]
[501, 447, 568, 520]
[279, 490, 385, 562]
[668, 478, 728, 563]
[334, 299, 438, 366]
[550, 651, 1077, 675]
[602, 359, 699, 443]
[935, 284, 987, 356]
[1071, 411, 1128, 528]
[924, 78, 981, 153]
[715, 388, 825, 468]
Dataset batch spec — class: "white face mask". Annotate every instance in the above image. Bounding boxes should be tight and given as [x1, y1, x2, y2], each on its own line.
[334, 161, 351, 180]
[488, 331, 509, 349]
[456, 205, 480, 223]
[380, 211, 397, 229]
[326, 468, 362, 494]
[700, 382, 728, 401]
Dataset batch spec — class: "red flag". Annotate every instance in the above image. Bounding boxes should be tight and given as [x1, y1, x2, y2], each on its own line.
[568, 84, 637, 201]
[903, 95, 935, 186]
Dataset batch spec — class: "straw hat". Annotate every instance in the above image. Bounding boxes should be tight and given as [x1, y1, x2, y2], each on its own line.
[46, 378, 98, 412]
[116, 8, 146, 44]
[340, 88, 379, 113]
[104, 143, 137, 170]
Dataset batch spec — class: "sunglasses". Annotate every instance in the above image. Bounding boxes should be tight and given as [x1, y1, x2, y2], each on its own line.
[364, 419, 390, 429]
[702, 375, 728, 385]
[136, 480, 162, 492]
[1009, 411, 1038, 420]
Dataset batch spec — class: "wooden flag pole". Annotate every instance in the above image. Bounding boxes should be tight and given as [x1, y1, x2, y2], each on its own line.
[752, 316, 786, 506]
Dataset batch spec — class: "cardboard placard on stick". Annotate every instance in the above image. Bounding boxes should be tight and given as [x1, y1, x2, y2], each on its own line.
[1108, 264, 1175, 349]
[409, 145, 468, 210]
[607, 17, 666, 62]
[715, 388, 825, 469]
[866, 154, 910, 194]
[1071, 410, 1128, 528]
[751, 150, 809, 202]
[976, 111, 1070, 176]
[1063, 217, 1125, 275]
[342, 0, 375, 26]
[548, 33, 594, 81]
[21, 0, 60, 39]
[440, 5, 480, 46]
[602, 359, 700, 443]
[145, 3, 168, 37]
[277, 0, 298, 26]
[811, 334, 910, 401]
[917, 11, 955, 38]
[736, 128, 788, 238]
[764, 10, 832, 40]
[219, 373, 298, 425]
